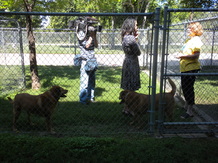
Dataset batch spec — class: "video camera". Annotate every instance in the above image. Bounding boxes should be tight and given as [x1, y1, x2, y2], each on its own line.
[68, 17, 102, 41]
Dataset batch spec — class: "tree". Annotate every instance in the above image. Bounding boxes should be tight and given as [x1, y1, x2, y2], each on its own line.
[23, 0, 41, 89]
[180, 0, 216, 8]
[1, 0, 41, 89]
[0, 0, 44, 28]
[46, 0, 158, 29]
[46, 0, 124, 29]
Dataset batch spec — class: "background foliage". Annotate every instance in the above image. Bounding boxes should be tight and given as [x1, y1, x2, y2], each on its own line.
[0, 0, 217, 29]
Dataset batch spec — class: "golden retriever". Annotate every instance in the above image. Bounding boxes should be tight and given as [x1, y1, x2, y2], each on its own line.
[119, 78, 176, 127]
[8, 86, 68, 133]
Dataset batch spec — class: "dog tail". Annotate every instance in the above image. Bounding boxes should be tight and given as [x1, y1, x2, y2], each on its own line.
[168, 78, 176, 96]
[7, 97, 14, 104]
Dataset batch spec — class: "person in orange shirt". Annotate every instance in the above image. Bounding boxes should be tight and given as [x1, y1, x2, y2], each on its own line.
[177, 22, 203, 119]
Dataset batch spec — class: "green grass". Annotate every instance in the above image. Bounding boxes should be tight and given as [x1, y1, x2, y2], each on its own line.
[1, 65, 217, 136]
[0, 66, 217, 163]
[2, 42, 217, 55]
[1, 133, 218, 163]
[0, 65, 25, 94]
[1, 44, 124, 54]
[0, 65, 153, 136]
[195, 66, 218, 104]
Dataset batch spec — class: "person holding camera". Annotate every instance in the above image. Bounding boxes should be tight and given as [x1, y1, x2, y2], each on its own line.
[70, 17, 99, 104]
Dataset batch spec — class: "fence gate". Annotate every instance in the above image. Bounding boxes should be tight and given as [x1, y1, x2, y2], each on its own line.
[0, 16, 25, 95]
[158, 7, 218, 136]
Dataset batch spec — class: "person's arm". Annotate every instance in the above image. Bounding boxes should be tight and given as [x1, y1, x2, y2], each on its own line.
[177, 51, 200, 59]
[85, 31, 98, 49]
[130, 35, 141, 56]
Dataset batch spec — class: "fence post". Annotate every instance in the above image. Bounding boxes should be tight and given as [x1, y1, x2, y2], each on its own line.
[157, 6, 169, 135]
[211, 29, 215, 66]
[17, 21, 26, 89]
[149, 7, 160, 135]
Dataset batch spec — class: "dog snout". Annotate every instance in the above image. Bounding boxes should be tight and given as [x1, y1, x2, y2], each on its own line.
[61, 89, 68, 97]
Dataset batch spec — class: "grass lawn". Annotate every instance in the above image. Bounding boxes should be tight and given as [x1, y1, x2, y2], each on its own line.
[1, 133, 218, 163]
[1, 64, 218, 163]
[0, 65, 154, 136]
[195, 66, 218, 104]
[1, 65, 217, 136]
[0, 44, 124, 55]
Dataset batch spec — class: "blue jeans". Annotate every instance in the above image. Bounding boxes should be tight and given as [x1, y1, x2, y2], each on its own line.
[79, 48, 96, 104]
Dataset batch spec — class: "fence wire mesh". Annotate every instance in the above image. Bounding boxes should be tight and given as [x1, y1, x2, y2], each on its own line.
[160, 8, 218, 135]
[0, 8, 218, 137]
[0, 13, 155, 136]
[0, 17, 25, 95]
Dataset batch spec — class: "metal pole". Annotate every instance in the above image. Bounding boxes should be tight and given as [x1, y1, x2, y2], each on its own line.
[74, 32, 77, 55]
[17, 21, 26, 89]
[211, 29, 215, 66]
[149, 7, 160, 135]
[158, 6, 168, 135]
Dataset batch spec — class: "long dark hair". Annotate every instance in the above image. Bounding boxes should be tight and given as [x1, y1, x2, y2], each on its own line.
[121, 18, 136, 40]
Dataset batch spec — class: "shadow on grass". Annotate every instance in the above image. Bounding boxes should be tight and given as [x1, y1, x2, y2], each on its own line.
[0, 97, 150, 136]
[25, 66, 122, 89]
[25, 66, 81, 88]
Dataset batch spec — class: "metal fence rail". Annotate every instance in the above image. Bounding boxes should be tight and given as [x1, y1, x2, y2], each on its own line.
[159, 7, 218, 136]
[0, 8, 218, 137]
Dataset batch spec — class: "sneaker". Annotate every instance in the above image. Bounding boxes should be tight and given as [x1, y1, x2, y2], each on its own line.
[86, 99, 96, 103]
[180, 112, 194, 119]
[122, 109, 134, 116]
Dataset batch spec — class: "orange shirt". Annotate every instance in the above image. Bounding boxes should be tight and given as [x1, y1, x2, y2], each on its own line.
[180, 36, 203, 72]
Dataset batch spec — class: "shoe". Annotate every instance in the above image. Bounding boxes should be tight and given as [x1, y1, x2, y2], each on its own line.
[85, 99, 96, 104]
[90, 99, 97, 103]
[87, 99, 96, 103]
[122, 109, 134, 116]
[180, 112, 194, 119]
[122, 109, 130, 115]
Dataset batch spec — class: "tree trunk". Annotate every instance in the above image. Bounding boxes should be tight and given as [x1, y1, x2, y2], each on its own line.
[26, 15, 41, 89]
[23, 0, 41, 90]
[142, 1, 150, 29]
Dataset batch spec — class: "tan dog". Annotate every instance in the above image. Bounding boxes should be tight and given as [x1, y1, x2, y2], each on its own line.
[8, 86, 68, 133]
[119, 78, 176, 127]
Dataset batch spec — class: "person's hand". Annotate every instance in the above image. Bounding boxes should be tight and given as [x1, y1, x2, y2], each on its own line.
[176, 54, 186, 59]
[85, 37, 93, 48]
[175, 55, 181, 59]
[134, 31, 138, 40]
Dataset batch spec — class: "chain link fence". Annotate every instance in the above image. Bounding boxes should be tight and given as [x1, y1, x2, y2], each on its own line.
[0, 12, 156, 136]
[0, 8, 218, 137]
[0, 17, 25, 95]
[159, 7, 218, 135]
